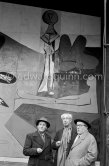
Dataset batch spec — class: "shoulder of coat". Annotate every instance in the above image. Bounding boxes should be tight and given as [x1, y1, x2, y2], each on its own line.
[46, 133, 51, 139]
[27, 131, 38, 137]
[88, 132, 96, 141]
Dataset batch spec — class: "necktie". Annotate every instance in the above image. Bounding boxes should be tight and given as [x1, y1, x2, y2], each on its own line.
[41, 134, 45, 142]
[74, 135, 80, 143]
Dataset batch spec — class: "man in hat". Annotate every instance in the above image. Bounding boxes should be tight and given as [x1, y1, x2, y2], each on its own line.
[65, 118, 98, 166]
[52, 113, 76, 166]
[23, 117, 53, 166]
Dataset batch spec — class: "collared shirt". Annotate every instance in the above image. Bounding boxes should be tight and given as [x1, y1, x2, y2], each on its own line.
[41, 133, 45, 142]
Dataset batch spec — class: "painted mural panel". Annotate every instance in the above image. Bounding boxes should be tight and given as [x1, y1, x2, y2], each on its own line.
[0, 1, 102, 162]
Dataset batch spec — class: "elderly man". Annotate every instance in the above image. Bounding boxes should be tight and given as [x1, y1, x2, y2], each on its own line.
[52, 113, 76, 166]
[65, 118, 98, 166]
[23, 117, 53, 166]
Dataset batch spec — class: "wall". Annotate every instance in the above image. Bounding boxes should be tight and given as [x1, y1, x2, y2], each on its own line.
[0, 1, 102, 160]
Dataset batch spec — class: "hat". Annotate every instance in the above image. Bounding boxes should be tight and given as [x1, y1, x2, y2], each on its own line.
[74, 118, 91, 129]
[36, 117, 50, 128]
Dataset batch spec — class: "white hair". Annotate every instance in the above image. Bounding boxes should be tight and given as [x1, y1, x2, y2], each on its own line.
[61, 113, 73, 120]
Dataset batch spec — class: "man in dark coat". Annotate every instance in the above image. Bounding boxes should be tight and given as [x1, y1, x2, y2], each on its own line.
[52, 113, 76, 166]
[23, 117, 53, 166]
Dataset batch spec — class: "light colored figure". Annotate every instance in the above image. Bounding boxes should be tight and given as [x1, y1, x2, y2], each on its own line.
[38, 44, 54, 94]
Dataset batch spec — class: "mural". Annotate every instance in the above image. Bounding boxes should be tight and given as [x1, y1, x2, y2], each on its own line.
[0, 35, 16, 107]
[0, 2, 102, 161]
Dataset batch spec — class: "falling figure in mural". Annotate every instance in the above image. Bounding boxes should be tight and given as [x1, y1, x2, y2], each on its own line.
[38, 44, 55, 94]
[38, 10, 59, 95]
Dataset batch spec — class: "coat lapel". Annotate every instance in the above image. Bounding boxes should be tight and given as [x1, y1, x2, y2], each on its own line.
[59, 128, 64, 140]
[71, 132, 89, 149]
[71, 135, 81, 148]
[43, 133, 50, 149]
[33, 131, 44, 146]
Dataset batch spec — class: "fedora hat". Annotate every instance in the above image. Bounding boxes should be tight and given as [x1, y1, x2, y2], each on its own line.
[74, 118, 91, 129]
[36, 117, 50, 128]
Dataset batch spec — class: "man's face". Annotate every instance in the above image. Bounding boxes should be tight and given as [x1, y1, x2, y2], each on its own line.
[37, 121, 47, 133]
[62, 117, 72, 127]
[76, 122, 87, 135]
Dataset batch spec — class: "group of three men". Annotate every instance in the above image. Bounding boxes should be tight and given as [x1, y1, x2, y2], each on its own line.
[23, 113, 98, 166]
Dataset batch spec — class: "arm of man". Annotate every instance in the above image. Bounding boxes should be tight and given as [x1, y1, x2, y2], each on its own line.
[78, 135, 98, 166]
[52, 130, 62, 150]
[23, 134, 42, 156]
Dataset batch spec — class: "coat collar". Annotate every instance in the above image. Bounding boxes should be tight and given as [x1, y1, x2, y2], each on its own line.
[33, 130, 50, 149]
[32, 131, 39, 137]
[80, 131, 89, 140]
[71, 131, 89, 148]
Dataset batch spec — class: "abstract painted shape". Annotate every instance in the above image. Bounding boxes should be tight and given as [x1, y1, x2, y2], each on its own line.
[41, 10, 59, 44]
[0, 97, 8, 107]
[0, 32, 45, 96]
[58, 34, 99, 71]
[38, 34, 101, 98]
[17, 75, 98, 113]
[0, 72, 16, 84]
[0, 34, 5, 49]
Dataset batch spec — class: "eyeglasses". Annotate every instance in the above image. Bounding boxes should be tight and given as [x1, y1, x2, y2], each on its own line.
[76, 124, 86, 127]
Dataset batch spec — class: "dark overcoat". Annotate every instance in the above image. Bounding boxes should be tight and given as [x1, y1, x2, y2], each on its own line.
[52, 127, 76, 166]
[23, 131, 53, 166]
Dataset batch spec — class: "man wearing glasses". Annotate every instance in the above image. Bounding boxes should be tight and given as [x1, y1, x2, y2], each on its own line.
[65, 118, 98, 166]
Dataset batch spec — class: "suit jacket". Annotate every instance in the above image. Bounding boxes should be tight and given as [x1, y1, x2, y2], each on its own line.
[52, 127, 76, 166]
[23, 131, 53, 166]
[65, 132, 98, 166]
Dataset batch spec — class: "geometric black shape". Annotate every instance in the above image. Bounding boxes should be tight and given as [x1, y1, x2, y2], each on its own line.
[0, 98, 9, 107]
[42, 10, 58, 25]
[0, 34, 5, 49]
[41, 10, 59, 44]
[0, 72, 16, 84]
[41, 26, 59, 44]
